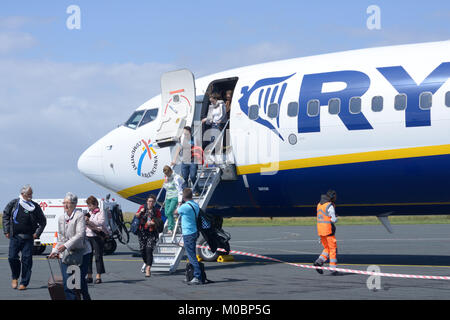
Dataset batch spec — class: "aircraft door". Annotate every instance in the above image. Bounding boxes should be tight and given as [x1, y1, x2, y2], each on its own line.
[156, 69, 196, 147]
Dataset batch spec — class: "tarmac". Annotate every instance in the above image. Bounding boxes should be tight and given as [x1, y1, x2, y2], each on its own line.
[1, 224, 450, 300]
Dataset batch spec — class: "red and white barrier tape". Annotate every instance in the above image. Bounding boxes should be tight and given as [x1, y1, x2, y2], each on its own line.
[197, 245, 450, 281]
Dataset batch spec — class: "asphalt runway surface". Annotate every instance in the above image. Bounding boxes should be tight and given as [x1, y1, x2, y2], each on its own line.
[1, 224, 450, 300]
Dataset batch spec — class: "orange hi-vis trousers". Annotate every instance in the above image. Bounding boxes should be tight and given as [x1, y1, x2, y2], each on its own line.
[317, 235, 337, 269]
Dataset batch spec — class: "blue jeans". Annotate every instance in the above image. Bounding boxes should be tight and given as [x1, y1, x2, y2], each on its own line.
[61, 253, 91, 300]
[181, 163, 199, 193]
[183, 232, 201, 281]
[8, 235, 33, 286]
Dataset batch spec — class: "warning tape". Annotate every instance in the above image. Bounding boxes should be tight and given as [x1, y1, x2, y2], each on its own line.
[197, 245, 450, 281]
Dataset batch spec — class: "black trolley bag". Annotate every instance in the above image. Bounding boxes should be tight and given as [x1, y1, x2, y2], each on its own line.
[47, 257, 66, 300]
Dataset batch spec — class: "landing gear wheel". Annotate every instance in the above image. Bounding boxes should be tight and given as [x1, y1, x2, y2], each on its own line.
[196, 235, 220, 262]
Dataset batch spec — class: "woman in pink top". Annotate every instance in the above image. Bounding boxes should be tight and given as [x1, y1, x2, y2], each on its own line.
[85, 196, 109, 284]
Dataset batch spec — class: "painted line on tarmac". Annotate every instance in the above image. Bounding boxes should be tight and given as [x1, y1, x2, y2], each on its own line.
[0, 257, 143, 263]
[232, 237, 450, 243]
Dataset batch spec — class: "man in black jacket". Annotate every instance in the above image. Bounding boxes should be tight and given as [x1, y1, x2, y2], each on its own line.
[3, 185, 46, 290]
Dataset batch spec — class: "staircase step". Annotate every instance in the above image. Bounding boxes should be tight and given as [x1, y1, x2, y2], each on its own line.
[160, 236, 183, 243]
[156, 246, 179, 254]
[153, 252, 178, 258]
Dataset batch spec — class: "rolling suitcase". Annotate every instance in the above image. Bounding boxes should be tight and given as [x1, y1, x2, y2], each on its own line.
[47, 257, 66, 300]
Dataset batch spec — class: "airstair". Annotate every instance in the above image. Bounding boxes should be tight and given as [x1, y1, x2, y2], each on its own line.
[151, 122, 234, 273]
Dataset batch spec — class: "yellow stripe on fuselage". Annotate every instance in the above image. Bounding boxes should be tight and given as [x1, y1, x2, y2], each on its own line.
[237, 144, 450, 175]
[118, 144, 450, 198]
[117, 179, 164, 199]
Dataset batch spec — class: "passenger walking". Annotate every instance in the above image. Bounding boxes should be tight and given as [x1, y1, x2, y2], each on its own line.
[171, 126, 201, 196]
[135, 195, 162, 277]
[201, 92, 227, 164]
[85, 196, 109, 284]
[175, 188, 203, 285]
[313, 190, 339, 276]
[3, 185, 47, 290]
[162, 165, 184, 234]
[49, 192, 92, 300]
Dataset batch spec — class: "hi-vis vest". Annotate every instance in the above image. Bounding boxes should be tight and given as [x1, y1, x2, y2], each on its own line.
[317, 202, 333, 236]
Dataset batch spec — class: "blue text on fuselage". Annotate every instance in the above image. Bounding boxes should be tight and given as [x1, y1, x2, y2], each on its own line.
[298, 62, 450, 133]
[238, 62, 450, 137]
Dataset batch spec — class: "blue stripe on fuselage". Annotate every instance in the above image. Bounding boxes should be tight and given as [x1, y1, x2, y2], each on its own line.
[126, 154, 450, 217]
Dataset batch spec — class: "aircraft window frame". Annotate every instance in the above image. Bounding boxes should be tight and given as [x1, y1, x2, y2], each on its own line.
[248, 104, 260, 120]
[124, 110, 145, 130]
[371, 96, 383, 112]
[328, 98, 340, 115]
[267, 103, 279, 119]
[349, 97, 361, 115]
[394, 94, 407, 111]
[307, 99, 320, 117]
[419, 92, 432, 110]
[287, 102, 299, 117]
[138, 108, 159, 128]
[446, 91, 450, 108]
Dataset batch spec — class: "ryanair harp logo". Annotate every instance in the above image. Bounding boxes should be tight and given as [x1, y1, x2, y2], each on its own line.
[238, 73, 295, 141]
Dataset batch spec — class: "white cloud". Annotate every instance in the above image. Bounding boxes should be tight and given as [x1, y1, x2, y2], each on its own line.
[0, 16, 29, 29]
[0, 31, 37, 54]
[0, 59, 175, 211]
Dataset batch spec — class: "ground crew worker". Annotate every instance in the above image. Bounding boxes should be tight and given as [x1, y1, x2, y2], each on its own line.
[313, 190, 339, 276]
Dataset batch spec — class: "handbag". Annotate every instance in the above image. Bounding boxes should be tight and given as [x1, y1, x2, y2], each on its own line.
[61, 249, 83, 266]
[130, 215, 140, 235]
[153, 217, 164, 234]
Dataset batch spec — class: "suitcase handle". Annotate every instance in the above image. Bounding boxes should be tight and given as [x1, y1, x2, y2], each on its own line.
[47, 256, 62, 283]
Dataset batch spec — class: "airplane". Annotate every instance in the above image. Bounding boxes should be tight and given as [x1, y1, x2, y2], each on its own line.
[78, 40, 450, 244]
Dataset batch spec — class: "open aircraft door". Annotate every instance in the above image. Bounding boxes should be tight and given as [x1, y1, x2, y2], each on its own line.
[155, 69, 196, 147]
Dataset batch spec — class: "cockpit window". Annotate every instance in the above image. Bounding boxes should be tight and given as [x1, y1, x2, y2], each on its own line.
[124, 110, 145, 129]
[139, 109, 158, 127]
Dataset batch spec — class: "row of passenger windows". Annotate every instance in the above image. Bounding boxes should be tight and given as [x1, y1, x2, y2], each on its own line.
[248, 91, 450, 120]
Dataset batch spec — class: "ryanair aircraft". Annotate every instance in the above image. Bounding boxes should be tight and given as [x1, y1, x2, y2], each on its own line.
[78, 40, 450, 221]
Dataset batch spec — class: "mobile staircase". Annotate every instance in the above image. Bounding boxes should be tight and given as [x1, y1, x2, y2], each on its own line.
[151, 121, 235, 273]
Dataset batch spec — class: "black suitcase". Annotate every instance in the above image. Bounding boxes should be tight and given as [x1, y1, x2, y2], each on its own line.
[47, 258, 66, 300]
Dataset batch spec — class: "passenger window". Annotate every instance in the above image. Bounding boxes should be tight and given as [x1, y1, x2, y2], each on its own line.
[328, 98, 340, 115]
[139, 108, 159, 127]
[248, 105, 259, 120]
[124, 110, 145, 129]
[349, 97, 361, 114]
[267, 103, 279, 119]
[307, 100, 319, 117]
[372, 96, 383, 112]
[446, 92, 450, 108]
[419, 92, 432, 110]
[394, 94, 407, 111]
[287, 102, 299, 117]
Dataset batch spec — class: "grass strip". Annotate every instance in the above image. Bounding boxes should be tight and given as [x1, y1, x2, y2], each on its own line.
[122, 213, 450, 227]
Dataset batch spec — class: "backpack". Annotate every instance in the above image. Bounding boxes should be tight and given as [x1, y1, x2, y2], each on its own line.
[187, 203, 212, 232]
[185, 261, 211, 284]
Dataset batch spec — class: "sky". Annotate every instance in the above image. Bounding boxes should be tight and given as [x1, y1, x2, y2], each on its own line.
[0, 0, 449, 212]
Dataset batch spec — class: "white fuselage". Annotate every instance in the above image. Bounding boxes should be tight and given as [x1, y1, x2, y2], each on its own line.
[78, 40, 450, 217]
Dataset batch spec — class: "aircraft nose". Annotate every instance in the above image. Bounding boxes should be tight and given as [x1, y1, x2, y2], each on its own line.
[78, 142, 106, 186]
